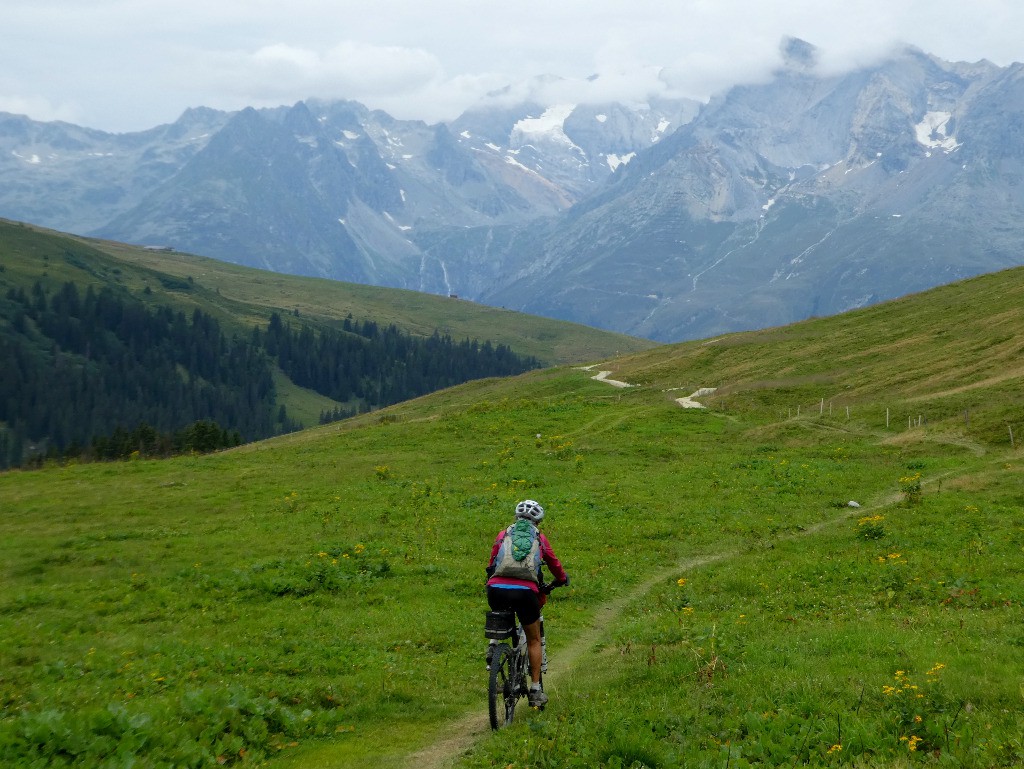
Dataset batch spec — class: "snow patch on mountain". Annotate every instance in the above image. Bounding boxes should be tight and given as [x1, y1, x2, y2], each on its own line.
[13, 151, 43, 164]
[512, 104, 579, 149]
[914, 112, 961, 152]
[607, 152, 636, 172]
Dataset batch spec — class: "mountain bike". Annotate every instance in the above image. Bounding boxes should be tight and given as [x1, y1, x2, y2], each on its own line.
[484, 584, 554, 730]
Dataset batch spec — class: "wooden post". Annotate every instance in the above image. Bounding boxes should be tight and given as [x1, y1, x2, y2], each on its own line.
[886, 408, 890, 428]
[846, 406, 850, 420]
[820, 398, 824, 415]
[1010, 425, 1015, 449]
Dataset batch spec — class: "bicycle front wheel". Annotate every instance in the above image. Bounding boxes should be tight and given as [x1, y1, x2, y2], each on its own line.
[488, 644, 517, 729]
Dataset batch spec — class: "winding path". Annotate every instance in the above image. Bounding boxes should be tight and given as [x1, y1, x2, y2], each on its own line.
[580, 363, 717, 408]
[404, 478, 917, 768]
[401, 369, 965, 769]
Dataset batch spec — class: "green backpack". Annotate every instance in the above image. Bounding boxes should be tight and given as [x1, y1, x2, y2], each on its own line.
[492, 519, 542, 583]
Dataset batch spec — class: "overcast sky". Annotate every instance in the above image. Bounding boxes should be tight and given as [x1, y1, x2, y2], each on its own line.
[3, 0, 1022, 133]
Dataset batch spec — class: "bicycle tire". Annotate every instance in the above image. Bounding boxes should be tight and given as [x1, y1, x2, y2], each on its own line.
[488, 643, 517, 729]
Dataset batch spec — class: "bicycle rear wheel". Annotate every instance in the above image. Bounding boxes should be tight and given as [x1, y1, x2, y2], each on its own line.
[488, 644, 517, 729]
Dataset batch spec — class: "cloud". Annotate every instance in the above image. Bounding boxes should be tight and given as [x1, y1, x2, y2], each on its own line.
[4, 0, 1024, 132]
[175, 40, 517, 124]
[202, 41, 444, 103]
[0, 94, 81, 125]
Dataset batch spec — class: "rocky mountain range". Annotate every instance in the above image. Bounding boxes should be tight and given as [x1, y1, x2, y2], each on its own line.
[2, 40, 1023, 341]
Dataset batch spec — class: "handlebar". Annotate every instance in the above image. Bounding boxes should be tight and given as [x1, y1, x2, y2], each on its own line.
[540, 579, 568, 595]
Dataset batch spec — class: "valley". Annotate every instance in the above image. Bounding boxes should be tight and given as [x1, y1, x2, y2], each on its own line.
[2, 265, 1022, 767]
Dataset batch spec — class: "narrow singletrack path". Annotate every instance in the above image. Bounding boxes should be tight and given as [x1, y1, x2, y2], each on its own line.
[403, 368, 973, 769]
[403, 483, 914, 769]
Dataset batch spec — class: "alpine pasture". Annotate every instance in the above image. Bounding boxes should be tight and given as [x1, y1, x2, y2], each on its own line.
[2, 266, 1024, 768]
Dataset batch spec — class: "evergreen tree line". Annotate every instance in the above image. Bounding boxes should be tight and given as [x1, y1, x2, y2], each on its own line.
[0, 282, 278, 468]
[0, 282, 542, 469]
[318, 404, 359, 425]
[258, 312, 541, 411]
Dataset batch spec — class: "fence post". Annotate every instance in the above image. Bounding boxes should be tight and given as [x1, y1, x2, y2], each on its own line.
[886, 408, 890, 428]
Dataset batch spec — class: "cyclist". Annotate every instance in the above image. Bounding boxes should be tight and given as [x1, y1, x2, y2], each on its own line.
[486, 499, 569, 708]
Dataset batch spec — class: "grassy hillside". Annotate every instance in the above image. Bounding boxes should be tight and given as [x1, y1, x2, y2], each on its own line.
[609, 265, 1024, 446]
[1, 264, 1022, 767]
[0, 217, 655, 460]
[0, 220, 655, 366]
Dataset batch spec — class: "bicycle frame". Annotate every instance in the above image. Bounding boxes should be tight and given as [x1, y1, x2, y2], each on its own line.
[484, 609, 533, 729]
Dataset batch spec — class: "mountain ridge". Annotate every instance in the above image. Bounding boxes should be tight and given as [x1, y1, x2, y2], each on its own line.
[2, 42, 1022, 341]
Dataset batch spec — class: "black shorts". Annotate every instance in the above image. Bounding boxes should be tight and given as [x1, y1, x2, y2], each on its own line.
[487, 585, 541, 627]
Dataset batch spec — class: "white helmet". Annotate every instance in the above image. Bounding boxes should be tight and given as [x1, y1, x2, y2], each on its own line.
[515, 499, 545, 523]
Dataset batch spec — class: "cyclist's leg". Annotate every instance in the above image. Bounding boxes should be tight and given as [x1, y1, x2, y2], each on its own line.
[522, 619, 543, 684]
[505, 590, 543, 684]
[489, 587, 545, 685]
[521, 617, 548, 707]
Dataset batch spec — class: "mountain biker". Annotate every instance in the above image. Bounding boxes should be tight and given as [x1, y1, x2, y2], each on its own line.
[486, 499, 569, 708]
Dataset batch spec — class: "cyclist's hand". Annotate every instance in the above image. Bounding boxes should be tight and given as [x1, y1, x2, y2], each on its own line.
[542, 577, 568, 595]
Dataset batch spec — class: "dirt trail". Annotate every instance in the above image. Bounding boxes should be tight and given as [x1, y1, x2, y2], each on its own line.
[578, 364, 633, 389]
[402, 370, 965, 769]
[579, 363, 716, 408]
[403, 484, 913, 769]
[402, 550, 731, 769]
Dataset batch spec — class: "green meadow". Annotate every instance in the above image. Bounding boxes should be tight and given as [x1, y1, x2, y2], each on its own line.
[0, 220, 654, 369]
[2, 265, 1024, 768]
